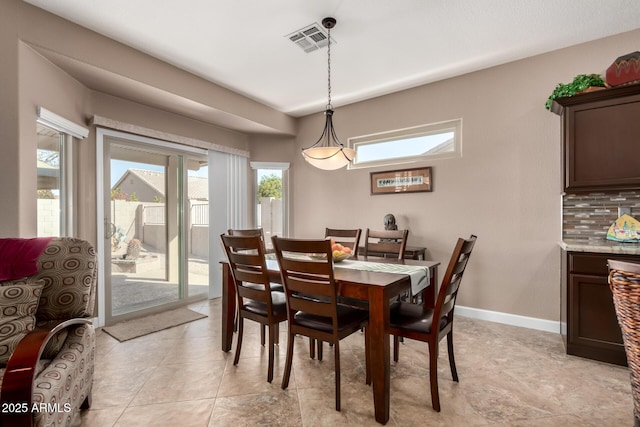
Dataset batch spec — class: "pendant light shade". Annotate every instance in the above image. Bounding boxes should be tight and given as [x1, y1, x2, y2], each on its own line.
[301, 17, 354, 170]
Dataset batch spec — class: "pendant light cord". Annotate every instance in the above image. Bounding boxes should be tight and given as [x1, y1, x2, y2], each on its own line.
[326, 25, 332, 110]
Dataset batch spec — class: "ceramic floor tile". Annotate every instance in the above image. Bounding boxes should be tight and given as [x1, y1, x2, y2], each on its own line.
[130, 359, 227, 405]
[211, 393, 302, 427]
[297, 383, 380, 427]
[89, 365, 157, 409]
[114, 399, 215, 427]
[217, 355, 292, 397]
[79, 299, 635, 427]
[73, 406, 125, 427]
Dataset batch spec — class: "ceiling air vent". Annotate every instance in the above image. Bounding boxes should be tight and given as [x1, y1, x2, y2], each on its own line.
[285, 22, 335, 53]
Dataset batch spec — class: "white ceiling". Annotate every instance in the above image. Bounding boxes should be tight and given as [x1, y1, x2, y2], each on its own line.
[23, 0, 640, 118]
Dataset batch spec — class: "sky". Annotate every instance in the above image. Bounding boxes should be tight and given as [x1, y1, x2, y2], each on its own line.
[110, 160, 208, 187]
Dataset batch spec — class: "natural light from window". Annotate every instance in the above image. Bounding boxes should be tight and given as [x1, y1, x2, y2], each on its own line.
[349, 119, 461, 169]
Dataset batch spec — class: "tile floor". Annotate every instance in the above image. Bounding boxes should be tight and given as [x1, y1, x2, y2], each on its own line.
[75, 299, 635, 426]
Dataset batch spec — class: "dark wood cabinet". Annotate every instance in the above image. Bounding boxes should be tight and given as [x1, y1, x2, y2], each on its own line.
[552, 83, 640, 192]
[561, 250, 640, 366]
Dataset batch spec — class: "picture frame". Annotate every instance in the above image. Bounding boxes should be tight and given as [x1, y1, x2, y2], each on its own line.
[370, 166, 432, 195]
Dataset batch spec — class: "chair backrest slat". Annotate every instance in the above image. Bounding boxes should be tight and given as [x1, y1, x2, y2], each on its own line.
[363, 228, 409, 260]
[325, 228, 362, 256]
[228, 228, 270, 251]
[220, 233, 275, 316]
[289, 295, 333, 317]
[272, 237, 340, 332]
[441, 297, 455, 318]
[434, 235, 477, 324]
[236, 285, 269, 302]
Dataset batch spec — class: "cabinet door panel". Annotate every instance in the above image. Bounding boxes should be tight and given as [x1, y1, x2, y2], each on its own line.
[571, 100, 640, 186]
[568, 273, 626, 365]
[562, 88, 640, 191]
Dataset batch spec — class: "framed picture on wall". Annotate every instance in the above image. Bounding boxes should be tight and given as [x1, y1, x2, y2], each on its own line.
[370, 167, 432, 195]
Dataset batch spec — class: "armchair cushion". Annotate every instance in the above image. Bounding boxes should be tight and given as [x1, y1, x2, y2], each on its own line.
[0, 237, 52, 281]
[32, 238, 97, 322]
[0, 277, 67, 358]
[0, 281, 44, 365]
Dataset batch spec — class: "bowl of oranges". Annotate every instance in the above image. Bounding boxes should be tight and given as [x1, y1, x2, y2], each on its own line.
[330, 239, 352, 263]
[307, 239, 352, 263]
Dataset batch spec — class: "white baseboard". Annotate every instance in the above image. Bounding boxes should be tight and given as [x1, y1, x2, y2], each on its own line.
[455, 305, 560, 334]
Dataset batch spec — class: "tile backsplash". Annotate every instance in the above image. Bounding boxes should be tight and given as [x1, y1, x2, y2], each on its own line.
[563, 191, 640, 242]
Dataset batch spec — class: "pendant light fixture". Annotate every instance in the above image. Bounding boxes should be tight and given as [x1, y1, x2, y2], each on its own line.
[302, 17, 355, 170]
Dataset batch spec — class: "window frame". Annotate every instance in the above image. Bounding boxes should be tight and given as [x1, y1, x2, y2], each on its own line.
[36, 125, 75, 237]
[250, 162, 290, 243]
[348, 118, 462, 169]
[36, 107, 88, 237]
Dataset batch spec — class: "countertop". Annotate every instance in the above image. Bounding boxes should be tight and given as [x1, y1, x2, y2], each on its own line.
[560, 240, 640, 255]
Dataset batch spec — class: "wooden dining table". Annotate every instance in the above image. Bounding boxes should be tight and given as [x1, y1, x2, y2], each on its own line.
[220, 256, 439, 425]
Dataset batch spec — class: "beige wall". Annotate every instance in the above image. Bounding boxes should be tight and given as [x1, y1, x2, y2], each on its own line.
[262, 29, 640, 323]
[0, 0, 20, 234]
[2, 0, 639, 323]
[0, 0, 266, 244]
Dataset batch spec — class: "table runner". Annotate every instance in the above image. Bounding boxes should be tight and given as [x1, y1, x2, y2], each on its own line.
[337, 259, 430, 296]
[266, 254, 430, 295]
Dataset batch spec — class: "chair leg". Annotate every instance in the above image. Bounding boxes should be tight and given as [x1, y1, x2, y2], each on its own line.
[428, 341, 441, 412]
[234, 318, 244, 366]
[447, 330, 458, 382]
[80, 389, 92, 410]
[267, 324, 275, 383]
[261, 324, 266, 346]
[274, 323, 280, 345]
[393, 335, 400, 362]
[309, 338, 316, 359]
[365, 327, 371, 385]
[282, 332, 295, 390]
[334, 341, 341, 411]
[318, 340, 323, 361]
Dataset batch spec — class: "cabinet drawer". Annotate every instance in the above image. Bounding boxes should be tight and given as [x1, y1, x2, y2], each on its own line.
[569, 253, 640, 276]
[569, 253, 609, 275]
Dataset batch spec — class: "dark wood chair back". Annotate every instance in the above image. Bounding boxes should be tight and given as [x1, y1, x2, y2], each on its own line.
[227, 228, 264, 238]
[228, 227, 269, 250]
[271, 236, 370, 411]
[325, 228, 362, 256]
[389, 234, 477, 412]
[362, 228, 409, 260]
[434, 235, 476, 326]
[219, 233, 286, 383]
[272, 237, 339, 331]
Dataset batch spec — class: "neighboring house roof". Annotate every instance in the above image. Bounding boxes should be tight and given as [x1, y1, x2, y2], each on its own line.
[112, 168, 208, 200]
[425, 138, 454, 154]
[128, 169, 165, 194]
[187, 176, 208, 200]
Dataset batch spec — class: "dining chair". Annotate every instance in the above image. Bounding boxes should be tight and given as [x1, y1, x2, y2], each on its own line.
[363, 228, 412, 304]
[227, 228, 279, 286]
[325, 227, 362, 256]
[227, 227, 273, 251]
[271, 236, 371, 411]
[362, 228, 409, 260]
[389, 234, 477, 412]
[227, 227, 283, 342]
[220, 233, 288, 383]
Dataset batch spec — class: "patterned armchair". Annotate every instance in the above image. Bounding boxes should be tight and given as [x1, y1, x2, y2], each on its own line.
[0, 238, 97, 427]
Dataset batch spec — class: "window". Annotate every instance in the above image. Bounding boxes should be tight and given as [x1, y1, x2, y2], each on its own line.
[36, 107, 88, 237]
[348, 118, 462, 169]
[36, 124, 65, 236]
[250, 162, 290, 248]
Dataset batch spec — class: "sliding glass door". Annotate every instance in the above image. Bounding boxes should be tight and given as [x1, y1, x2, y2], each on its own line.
[98, 129, 209, 325]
